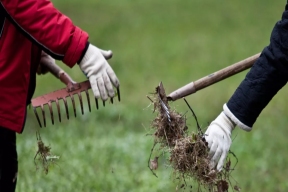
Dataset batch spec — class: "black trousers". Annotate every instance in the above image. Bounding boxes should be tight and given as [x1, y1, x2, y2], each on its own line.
[0, 127, 18, 192]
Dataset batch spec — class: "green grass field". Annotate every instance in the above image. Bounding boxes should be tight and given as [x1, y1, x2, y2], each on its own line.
[16, 1, 288, 191]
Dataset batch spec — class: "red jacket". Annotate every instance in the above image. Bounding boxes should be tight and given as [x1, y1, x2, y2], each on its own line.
[0, 0, 89, 133]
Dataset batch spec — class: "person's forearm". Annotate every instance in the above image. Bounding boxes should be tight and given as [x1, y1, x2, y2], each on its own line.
[225, 5, 288, 129]
[0, 0, 88, 67]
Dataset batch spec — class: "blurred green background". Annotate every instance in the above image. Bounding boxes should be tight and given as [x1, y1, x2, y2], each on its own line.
[17, 0, 288, 191]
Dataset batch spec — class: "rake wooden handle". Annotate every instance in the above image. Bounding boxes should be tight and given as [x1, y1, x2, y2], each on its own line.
[167, 52, 261, 101]
[41, 60, 76, 86]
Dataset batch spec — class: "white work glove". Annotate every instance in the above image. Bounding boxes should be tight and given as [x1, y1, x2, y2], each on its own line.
[204, 112, 235, 171]
[79, 44, 120, 101]
[37, 51, 55, 75]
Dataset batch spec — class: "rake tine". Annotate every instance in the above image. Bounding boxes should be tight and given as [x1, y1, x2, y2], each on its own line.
[103, 100, 105, 107]
[77, 92, 84, 115]
[41, 104, 46, 127]
[33, 107, 42, 128]
[117, 87, 121, 102]
[63, 97, 69, 120]
[69, 94, 76, 117]
[55, 99, 61, 122]
[48, 101, 54, 125]
[95, 98, 99, 110]
[110, 97, 113, 104]
[85, 90, 91, 112]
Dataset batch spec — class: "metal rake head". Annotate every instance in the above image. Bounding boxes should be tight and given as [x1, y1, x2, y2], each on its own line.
[31, 80, 120, 128]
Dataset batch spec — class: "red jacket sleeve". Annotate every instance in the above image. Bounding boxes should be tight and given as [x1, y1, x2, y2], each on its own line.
[0, 0, 89, 67]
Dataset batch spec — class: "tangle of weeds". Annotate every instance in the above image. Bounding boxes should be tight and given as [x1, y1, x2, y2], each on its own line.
[147, 82, 240, 192]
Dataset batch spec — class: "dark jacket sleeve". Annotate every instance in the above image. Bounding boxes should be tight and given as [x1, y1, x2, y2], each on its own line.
[226, 3, 288, 128]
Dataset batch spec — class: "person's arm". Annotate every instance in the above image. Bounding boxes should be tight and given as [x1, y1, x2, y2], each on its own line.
[205, 2, 288, 171]
[0, 0, 120, 100]
[0, 0, 88, 67]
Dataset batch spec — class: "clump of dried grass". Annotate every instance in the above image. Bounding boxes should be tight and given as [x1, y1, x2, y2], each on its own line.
[170, 135, 210, 182]
[151, 98, 187, 147]
[147, 82, 240, 192]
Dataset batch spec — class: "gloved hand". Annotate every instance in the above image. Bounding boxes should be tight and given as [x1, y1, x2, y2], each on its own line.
[37, 51, 55, 75]
[79, 44, 120, 101]
[204, 112, 236, 171]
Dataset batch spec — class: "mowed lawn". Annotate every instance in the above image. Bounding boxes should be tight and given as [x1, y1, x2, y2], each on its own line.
[16, 1, 288, 191]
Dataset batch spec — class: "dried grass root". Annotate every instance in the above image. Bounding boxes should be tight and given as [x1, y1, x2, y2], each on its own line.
[34, 131, 60, 174]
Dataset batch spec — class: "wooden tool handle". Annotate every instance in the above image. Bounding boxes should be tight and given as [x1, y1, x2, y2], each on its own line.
[167, 52, 261, 101]
[40, 60, 76, 86]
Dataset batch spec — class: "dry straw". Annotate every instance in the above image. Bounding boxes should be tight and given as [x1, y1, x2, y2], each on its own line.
[147, 82, 240, 192]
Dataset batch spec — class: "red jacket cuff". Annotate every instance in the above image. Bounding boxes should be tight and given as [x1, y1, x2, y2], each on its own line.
[63, 26, 89, 68]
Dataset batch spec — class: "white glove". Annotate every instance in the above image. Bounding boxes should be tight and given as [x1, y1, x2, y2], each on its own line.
[79, 44, 120, 101]
[37, 51, 55, 75]
[204, 112, 235, 171]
